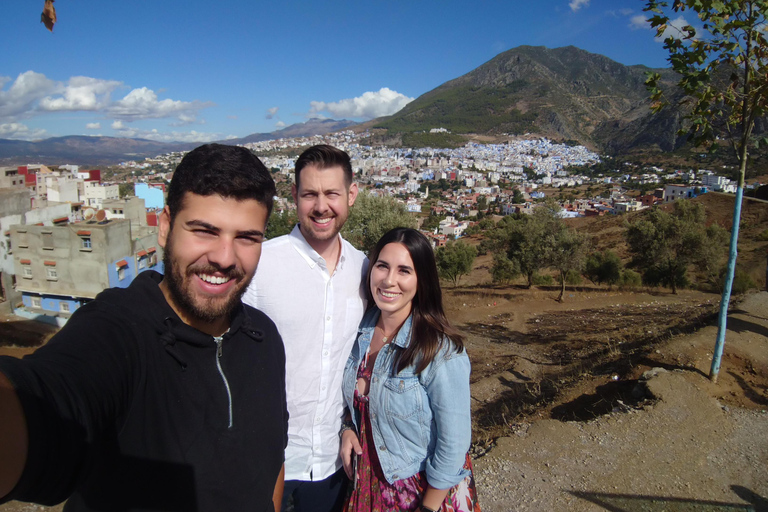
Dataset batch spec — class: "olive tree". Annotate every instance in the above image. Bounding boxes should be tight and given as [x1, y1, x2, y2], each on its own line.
[645, 0, 768, 381]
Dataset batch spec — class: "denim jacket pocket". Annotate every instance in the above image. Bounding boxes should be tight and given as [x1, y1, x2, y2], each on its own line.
[380, 375, 426, 467]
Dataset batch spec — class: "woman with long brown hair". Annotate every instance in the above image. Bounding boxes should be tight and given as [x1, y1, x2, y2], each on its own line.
[339, 227, 480, 512]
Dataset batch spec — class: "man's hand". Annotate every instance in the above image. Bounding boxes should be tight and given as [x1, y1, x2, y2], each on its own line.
[339, 429, 362, 480]
[0, 371, 28, 499]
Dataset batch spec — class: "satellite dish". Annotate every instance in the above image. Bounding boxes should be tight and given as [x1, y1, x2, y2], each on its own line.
[95, 209, 107, 222]
[83, 208, 95, 221]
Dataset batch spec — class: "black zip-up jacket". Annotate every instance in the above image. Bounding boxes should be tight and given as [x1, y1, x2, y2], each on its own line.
[0, 271, 288, 512]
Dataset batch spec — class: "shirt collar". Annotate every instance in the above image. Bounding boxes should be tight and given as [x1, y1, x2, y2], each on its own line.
[288, 224, 346, 271]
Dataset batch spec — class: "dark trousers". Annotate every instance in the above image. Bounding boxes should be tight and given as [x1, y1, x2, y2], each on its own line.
[281, 467, 349, 512]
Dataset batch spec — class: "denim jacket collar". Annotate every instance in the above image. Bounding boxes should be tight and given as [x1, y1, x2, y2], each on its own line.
[359, 308, 413, 350]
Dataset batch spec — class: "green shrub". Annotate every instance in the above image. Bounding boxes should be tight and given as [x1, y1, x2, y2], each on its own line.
[532, 273, 554, 286]
[565, 269, 583, 285]
[716, 267, 759, 294]
[619, 269, 642, 288]
[756, 229, 768, 242]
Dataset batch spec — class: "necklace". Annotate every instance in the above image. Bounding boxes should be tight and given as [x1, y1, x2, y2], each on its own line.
[377, 325, 398, 345]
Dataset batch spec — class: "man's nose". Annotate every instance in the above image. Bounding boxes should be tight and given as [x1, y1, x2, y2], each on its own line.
[314, 195, 328, 213]
[208, 239, 237, 270]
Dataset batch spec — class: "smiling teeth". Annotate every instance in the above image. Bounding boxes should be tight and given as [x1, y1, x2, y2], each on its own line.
[315, 217, 332, 224]
[380, 290, 399, 298]
[199, 274, 230, 285]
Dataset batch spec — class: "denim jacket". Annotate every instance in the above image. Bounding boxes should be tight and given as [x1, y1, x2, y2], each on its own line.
[342, 307, 471, 489]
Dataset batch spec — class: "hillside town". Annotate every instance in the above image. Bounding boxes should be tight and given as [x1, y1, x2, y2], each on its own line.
[0, 129, 759, 326]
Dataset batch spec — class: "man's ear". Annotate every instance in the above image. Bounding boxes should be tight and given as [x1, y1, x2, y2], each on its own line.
[291, 183, 298, 204]
[158, 206, 171, 248]
[347, 183, 359, 207]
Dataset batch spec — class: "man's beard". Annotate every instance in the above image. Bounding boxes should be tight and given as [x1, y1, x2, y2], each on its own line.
[162, 235, 250, 325]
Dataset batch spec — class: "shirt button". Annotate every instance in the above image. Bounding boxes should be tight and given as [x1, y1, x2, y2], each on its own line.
[379, 445, 387, 451]
[323, 350, 329, 356]
[372, 376, 377, 383]
[326, 316, 331, 321]
[392, 474, 398, 479]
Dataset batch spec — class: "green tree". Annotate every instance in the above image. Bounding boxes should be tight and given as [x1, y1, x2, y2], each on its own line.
[512, 188, 525, 203]
[624, 201, 727, 294]
[645, 0, 768, 381]
[490, 252, 519, 284]
[435, 240, 477, 286]
[342, 192, 417, 254]
[265, 209, 297, 239]
[585, 250, 623, 286]
[118, 183, 135, 198]
[477, 195, 488, 211]
[549, 227, 589, 302]
[493, 203, 562, 288]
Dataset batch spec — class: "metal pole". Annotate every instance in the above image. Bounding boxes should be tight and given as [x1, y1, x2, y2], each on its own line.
[709, 186, 744, 383]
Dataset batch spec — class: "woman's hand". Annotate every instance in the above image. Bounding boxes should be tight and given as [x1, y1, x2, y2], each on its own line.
[340, 429, 363, 480]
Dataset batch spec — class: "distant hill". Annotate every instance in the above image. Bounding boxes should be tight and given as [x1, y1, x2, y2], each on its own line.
[0, 136, 199, 167]
[221, 118, 358, 145]
[373, 45, 686, 154]
[0, 119, 358, 166]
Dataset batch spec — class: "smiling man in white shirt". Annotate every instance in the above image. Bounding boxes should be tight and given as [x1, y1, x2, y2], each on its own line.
[242, 145, 367, 512]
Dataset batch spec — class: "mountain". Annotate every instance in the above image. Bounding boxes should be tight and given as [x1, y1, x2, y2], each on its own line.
[0, 136, 199, 166]
[0, 119, 358, 166]
[373, 45, 685, 153]
[221, 118, 358, 145]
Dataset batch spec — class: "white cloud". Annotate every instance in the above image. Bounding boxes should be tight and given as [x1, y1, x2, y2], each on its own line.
[660, 16, 692, 40]
[0, 122, 47, 140]
[629, 14, 649, 30]
[39, 76, 121, 111]
[275, 121, 286, 128]
[0, 71, 215, 137]
[569, 0, 589, 12]
[86, 122, 101, 129]
[107, 87, 212, 124]
[308, 88, 414, 120]
[0, 71, 57, 118]
[266, 107, 279, 119]
[111, 126, 222, 143]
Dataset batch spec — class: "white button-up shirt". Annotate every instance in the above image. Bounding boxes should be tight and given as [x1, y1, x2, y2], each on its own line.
[242, 225, 367, 482]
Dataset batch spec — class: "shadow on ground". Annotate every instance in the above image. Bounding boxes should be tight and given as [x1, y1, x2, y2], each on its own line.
[569, 489, 761, 511]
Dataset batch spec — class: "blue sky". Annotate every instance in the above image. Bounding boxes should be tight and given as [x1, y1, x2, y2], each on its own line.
[0, 0, 684, 143]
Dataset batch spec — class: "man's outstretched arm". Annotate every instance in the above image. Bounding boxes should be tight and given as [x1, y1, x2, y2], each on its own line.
[0, 371, 27, 499]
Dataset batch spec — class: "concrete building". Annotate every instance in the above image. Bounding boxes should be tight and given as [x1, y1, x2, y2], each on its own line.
[9, 219, 162, 324]
[83, 181, 120, 209]
[103, 196, 149, 227]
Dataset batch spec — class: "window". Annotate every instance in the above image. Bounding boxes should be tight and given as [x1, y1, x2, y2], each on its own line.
[60, 302, 70, 313]
[46, 266, 57, 280]
[22, 264, 32, 278]
[138, 256, 147, 269]
[16, 230, 28, 248]
[31, 296, 41, 308]
[42, 232, 54, 250]
[116, 259, 128, 280]
[77, 230, 92, 251]
[4, 232, 10, 254]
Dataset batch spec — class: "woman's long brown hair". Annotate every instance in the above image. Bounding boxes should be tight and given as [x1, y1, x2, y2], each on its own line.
[365, 227, 465, 375]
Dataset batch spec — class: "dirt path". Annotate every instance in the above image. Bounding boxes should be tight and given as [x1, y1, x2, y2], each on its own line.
[473, 292, 768, 511]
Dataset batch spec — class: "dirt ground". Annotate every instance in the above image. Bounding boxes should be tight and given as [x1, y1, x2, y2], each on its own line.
[1, 286, 766, 511]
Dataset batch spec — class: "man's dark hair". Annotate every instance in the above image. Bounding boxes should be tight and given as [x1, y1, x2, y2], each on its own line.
[167, 143, 276, 222]
[294, 144, 353, 189]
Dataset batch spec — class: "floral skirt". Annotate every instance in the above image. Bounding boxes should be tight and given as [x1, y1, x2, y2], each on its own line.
[343, 394, 481, 512]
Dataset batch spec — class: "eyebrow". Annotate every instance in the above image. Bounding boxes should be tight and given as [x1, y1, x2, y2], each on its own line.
[376, 259, 413, 272]
[185, 219, 264, 238]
